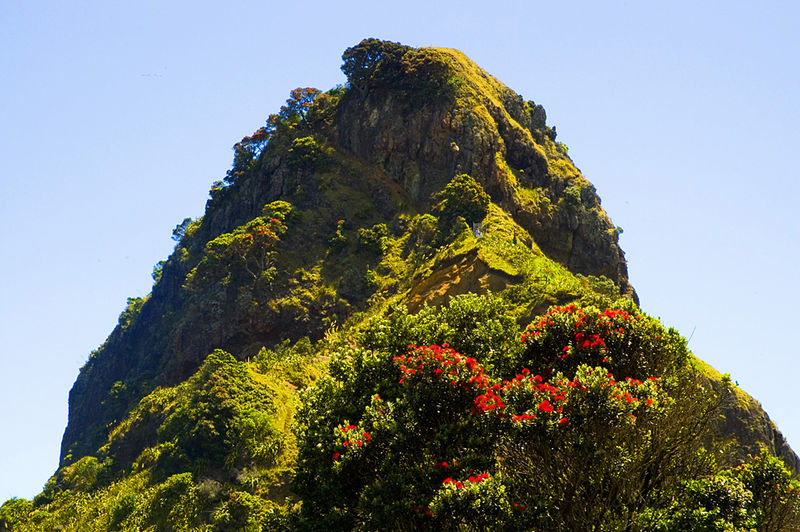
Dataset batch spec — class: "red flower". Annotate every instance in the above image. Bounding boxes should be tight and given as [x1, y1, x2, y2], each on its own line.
[623, 393, 634, 404]
[538, 400, 554, 413]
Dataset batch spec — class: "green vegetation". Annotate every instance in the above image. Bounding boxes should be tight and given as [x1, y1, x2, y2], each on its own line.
[7, 38, 797, 531]
[117, 296, 146, 331]
[185, 201, 292, 289]
[432, 173, 490, 230]
[341, 38, 412, 90]
[292, 299, 799, 530]
[1, 347, 319, 531]
[12, 295, 796, 529]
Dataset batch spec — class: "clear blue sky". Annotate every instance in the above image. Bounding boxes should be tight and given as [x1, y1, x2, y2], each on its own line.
[2, 0, 798, 500]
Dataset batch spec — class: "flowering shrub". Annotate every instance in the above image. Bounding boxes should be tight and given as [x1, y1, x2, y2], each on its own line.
[479, 365, 668, 430]
[294, 343, 496, 529]
[294, 299, 730, 530]
[516, 304, 688, 381]
[394, 344, 489, 420]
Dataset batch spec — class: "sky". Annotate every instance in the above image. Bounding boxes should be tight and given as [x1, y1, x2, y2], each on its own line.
[2, 0, 799, 500]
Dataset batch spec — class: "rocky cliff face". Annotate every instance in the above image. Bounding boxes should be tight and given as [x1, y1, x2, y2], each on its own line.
[334, 46, 634, 298]
[59, 39, 793, 478]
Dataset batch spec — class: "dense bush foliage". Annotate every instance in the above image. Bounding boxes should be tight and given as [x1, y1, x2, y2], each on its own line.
[0, 346, 316, 531]
[432, 173, 491, 230]
[294, 296, 800, 530]
[185, 201, 292, 290]
[342, 38, 464, 100]
[102, 350, 284, 480]
[341, 38, 412, 90]
[286, 136, 328, 170]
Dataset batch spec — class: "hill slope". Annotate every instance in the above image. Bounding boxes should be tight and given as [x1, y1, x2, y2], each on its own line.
[59, 39, 637, 467]
[2, 39, 797, 531]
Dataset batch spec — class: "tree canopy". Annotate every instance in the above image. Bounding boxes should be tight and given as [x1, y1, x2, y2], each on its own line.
[292, 296, 800, 530]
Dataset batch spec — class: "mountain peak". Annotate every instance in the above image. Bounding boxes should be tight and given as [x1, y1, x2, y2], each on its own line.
[7, 39, 795, 531]
[336, 39, 634, 295]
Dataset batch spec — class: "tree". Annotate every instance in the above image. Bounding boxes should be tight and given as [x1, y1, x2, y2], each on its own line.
[185, 201, 291, 289]
[223, 88, 324, 187]
[293, 297, 726, 530]
[659, 451, 800, 531]
[265, 87, 322, 135]
[172, 217, 193, 242]
[727, 450, 800, 531]
[341, 38, 411, 90]
[432, 173, 491, 229]
[225, 129, 269, 185]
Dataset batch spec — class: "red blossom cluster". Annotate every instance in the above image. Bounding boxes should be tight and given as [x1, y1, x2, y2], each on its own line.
[609, 376, 658, 407]
[474, 388, 505, 412]
[575, 332, 605, 350]
[333, 424, 372, 461]
[519, 305, 580, 343]
[477, 365, 663, 429]
[518, 306, 653, 373]
[442, 473, 490, 489]
[521, 306, 637, 345]
[433, 460, 457, 469]
[442, 478, 464, 489]
[411, 505, 434, 516]
[393, 344, 488, 389]
[474, 369, 579, 427]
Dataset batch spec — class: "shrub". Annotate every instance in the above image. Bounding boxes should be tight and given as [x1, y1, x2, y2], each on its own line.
[432, 173, 491, 229]
[287, 136, 327, 170]
[357, 223, 389, 254]
[327, 219, 348, 252]
[294, 297, 720, 529]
